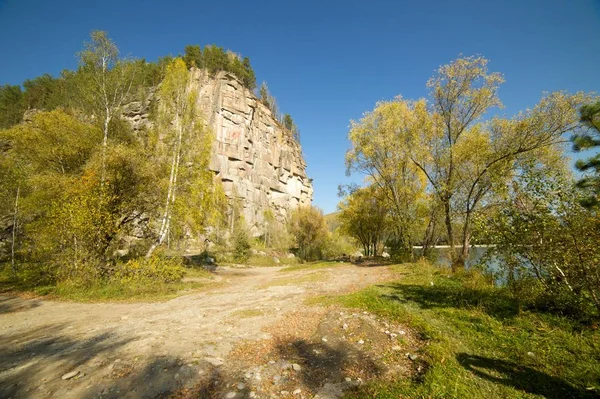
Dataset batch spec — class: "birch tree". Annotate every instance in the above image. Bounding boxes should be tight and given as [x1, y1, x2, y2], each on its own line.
[145, 58, 221, 257]
[77, 30, 138, 182]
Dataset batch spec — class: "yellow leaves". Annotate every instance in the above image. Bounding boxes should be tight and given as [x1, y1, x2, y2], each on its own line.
[2, 109, 102, 175]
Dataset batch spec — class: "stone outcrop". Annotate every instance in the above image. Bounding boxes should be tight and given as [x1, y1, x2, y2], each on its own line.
[123, 69, 313, 235]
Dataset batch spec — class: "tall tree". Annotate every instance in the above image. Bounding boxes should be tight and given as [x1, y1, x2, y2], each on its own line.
[145, 58, 222, 257]
[338, 185, 388, 256]
[183, 45, 203, 69]
[573, 101, 600, 208]
[77, 30, 138, 182]
[346, 98, 431, 257]
[288, 206, 329, 260]
[348, 56, 592, 270]
[241, 57, 256, 90]
[411, 57, 590, 269]
[0, 85, 24, 128]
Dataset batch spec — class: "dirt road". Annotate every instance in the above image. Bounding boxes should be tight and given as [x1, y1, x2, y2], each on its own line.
[0, 264, 407, 399]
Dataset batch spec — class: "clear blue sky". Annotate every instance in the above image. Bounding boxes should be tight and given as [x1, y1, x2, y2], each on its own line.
[1, 0, 599, 213]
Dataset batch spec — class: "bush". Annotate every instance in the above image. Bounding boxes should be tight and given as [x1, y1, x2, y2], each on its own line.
[113, 256, 185, 283]
[233, 226, 251, 262]
[288, 206, 329, 261]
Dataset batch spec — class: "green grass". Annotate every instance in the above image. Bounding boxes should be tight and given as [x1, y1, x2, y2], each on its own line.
[279, 261, 347, 272]
[244, 254, 299, 267]
[0, 266, 216, 302]
[231, 308, 265, 318]
[260, 271, 328, 288]
[315, 262, 600, 399]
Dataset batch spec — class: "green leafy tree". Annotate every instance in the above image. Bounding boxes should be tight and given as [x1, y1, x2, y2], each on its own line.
[241, 57, 256, 90]
[183, 45, 203, 69]
[76, 30, 139, 181]
[202, 45, 228, 75]
[346, 99, 431, 258]
[348, 56, 593, 270]
[573, 101, 600, 208]
[22, 74, 64, 110]
[337, 185, 388, 256]
[484, 161, 600, 316]
[288, 206, 329, 260]
[0, 110, 105, 281]
[0, 85, 24, 128]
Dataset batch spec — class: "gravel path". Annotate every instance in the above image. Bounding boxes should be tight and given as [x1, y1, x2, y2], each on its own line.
[0, 264, 393, 398]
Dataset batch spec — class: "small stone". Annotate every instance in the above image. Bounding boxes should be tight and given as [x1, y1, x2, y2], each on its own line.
[357, 340, 364, 345]
[322, 337, 328, 342]
[244, 372, 252, 379]
[225, 392, 237, 399]
[398, 330, 406, 335]
[408, 353, 418, 361]
[280, 361, 292, 370]
[344, 377, 352, 382]
[430, 282, 434, 286]
[249, 393, 256, 398]
[273, 375, 281, 382]
[121, 316, 129, 320]
[390, 333, 398, 339]
[527, 351, 535, 357]
[385, 330, 390, 335]
[293, 388, 302, 395]
[280, 391, 289, 395]
[342, 323, 348, 330]
[392, 346, 401, 351]
[292, 363, 301, 371]
[268, 360, 276, 364]
[61, 370, 79, 380]
[237, 382, 246, 390]
[204, 357, 224, 367]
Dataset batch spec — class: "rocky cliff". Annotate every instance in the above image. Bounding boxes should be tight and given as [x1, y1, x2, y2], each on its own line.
[124, 69, 313, 235]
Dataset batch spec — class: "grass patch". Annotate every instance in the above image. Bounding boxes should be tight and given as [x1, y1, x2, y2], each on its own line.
[279, 261, 347, 272]
[245, 254, 299, 267]
[0, 266, 216, 302]
[261, 271, 328, 288]
[231, 308, 265, 318]
[316, 262, 600, 399]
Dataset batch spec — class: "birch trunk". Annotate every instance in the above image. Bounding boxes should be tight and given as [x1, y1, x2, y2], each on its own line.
[11, 186, 20, 278]
[146, 117, 183, 258]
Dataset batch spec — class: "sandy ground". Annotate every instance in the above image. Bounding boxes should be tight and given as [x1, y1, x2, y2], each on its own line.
[0, 264, 415, 399]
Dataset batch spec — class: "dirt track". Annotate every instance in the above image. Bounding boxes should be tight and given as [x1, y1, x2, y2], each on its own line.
[0, 264, 399, 398]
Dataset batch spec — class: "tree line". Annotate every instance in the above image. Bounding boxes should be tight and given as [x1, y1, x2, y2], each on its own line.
[340, 56, 600, 316]
[0, 31, 226, 287]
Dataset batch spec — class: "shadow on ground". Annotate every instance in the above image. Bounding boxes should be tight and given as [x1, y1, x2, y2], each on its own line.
[457, 353, 597, 399]
[380, 282, 519, 320]
[0, 323, 214, 398]
[0, 323, 134, 397]
[0, 296, 40, 314]
[276, 338, 383, 395]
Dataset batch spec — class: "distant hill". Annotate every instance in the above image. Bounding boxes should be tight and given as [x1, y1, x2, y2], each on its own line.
[324, 211, 341, 232]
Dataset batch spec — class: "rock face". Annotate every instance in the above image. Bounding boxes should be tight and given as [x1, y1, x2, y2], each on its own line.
[123, 69, 313, 235]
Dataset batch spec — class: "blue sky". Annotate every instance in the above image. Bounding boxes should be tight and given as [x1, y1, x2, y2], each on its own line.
[1, 0, 599, 213]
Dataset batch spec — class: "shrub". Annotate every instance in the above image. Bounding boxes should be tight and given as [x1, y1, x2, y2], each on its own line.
[233, 226, 251, 262]
[113, 256, 185, 283]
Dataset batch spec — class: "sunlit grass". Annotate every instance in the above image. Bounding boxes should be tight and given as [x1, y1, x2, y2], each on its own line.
[314, 262, 600, 399]
[0, 265, 217, 302]
[279, 261, 347, 272]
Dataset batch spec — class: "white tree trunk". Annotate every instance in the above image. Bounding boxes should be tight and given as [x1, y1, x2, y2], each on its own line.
[11, 186, 20, 278]
[145, 117, 184, 258]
